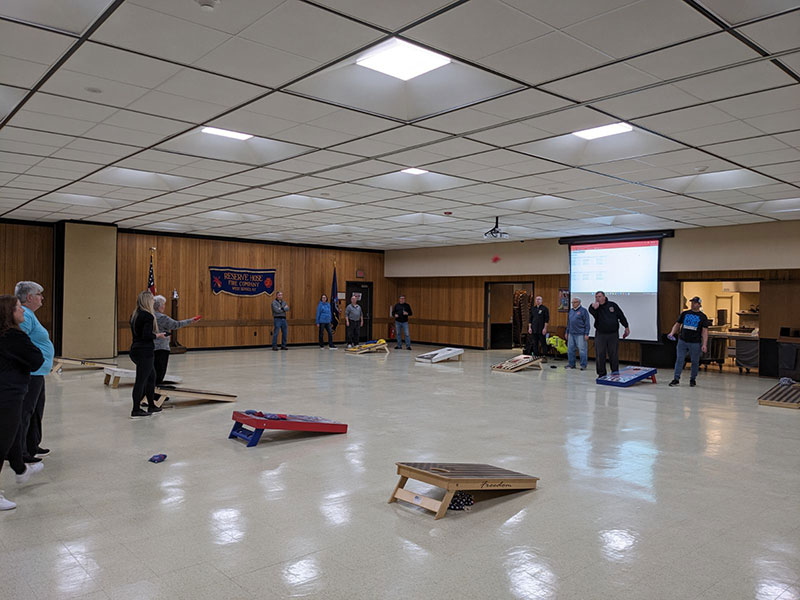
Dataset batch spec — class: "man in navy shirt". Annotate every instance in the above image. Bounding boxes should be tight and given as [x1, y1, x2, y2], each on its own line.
[668, 296, 709, 387]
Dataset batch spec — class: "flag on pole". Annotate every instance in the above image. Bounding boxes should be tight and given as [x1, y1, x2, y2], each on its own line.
[330, 266, 339, 332]
[148, 254, 156, 295]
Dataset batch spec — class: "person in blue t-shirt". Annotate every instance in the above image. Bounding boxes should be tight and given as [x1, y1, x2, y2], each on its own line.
[15, 281, 55, 462]
[315, 294, 335, 349]
[668, 296, 709, 388]
[565, 297, 591, 370]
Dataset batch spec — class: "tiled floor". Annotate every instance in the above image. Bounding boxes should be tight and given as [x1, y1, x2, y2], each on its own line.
[1, 346, 799, 600]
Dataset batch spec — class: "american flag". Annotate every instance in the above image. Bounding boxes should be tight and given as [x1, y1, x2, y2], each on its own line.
[148, 255, 156, 295]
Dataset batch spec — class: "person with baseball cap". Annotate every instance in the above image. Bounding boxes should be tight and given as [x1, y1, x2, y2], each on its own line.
[667, 296, 709, 387]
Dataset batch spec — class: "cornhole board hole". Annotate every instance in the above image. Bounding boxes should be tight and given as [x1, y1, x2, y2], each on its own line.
[415, 347, 464, 364]
[229, 411, 347, 448]
[53, 357, 116, 374]
[596, 366, 657, 387]
[491, 354, 543, 373]
[388, 462, 539, 520]
[154, 385, 237, 407]
[345, 340, 389, 355]
[758, 382, 800, 409]
[103, 367, 182, 389]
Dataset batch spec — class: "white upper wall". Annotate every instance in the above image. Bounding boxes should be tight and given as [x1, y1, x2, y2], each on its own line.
[385, 222, 800, 277]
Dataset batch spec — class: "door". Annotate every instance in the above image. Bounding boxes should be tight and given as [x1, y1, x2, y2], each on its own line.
[345, 281, 373, 342]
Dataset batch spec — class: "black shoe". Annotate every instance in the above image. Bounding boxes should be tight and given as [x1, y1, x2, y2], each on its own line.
[272, 348, 279, 351]
[395, 346, 402, 350]
[669, 379, 680, 387]
[690, 379, 696, 387]
[23, 455, 42, 463]
[35, 448, 50, 457]
[406, 346, 412, 350]
[281, 347, 288, 350]
[147, 406, 162, 414]
[130, 409, 152, 419]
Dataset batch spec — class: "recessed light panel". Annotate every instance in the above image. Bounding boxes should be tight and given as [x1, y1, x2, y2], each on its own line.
[356, 39, 450, 81]
[201, 127, 253, 141]
[572, 123, 633, 140]
[401, 168, 429, 175]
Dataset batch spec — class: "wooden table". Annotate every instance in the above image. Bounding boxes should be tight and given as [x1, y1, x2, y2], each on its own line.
[388, 462, 539, 519]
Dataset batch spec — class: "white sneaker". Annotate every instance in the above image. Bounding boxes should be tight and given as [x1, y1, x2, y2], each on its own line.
[16, 462, 43, 484]
[0, 492, 16, 510]
[329, 346, 337, 350]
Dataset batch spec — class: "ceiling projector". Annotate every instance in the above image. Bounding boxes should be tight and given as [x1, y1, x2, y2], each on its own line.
[484, 217, 510, 240]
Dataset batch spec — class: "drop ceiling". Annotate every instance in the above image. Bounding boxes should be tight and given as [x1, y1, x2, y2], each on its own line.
[0, 0, 799, 250]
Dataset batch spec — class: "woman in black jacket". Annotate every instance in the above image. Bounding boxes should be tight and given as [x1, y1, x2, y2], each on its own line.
[0, 295, 45, 510]
[129, 291, 167, 419]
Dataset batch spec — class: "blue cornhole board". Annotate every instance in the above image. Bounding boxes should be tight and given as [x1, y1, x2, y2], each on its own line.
[597, 366, 657, 387]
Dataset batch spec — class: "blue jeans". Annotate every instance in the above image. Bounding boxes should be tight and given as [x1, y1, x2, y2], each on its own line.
[395, 321, 410, 348]
[272, 318, 287, 349]
[674, 339, 701, 381]
[567, 334, 588, 368]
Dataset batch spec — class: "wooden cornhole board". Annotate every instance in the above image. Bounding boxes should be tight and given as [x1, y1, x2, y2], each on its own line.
[103, 367, 182, 389]
[415, 347, 464, 364]
[53, 357, 116, 373]
[491, 354, 543, 373]
[596, 366, 657, 387]
[345, 340, 389, 355]
[154, 385, 236, 407]
[758, 382, 800, 409]
[389, 462, 539, 520]
[229, 411, 347, 448]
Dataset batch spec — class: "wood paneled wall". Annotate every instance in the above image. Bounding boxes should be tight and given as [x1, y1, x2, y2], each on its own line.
[117, 232, 387, 351]
[0, 221, 53, 331]
[388, 274, 569, 347]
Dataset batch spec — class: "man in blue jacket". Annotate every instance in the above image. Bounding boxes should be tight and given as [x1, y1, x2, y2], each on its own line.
[566, 297, 590, 370]
[15, 281, 54, 462]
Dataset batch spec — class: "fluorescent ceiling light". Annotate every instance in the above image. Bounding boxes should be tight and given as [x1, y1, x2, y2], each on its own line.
[572, 123, 633, 140]
[357, 39, 450, 81]
[201, 127, 253, 141]
[401, 168, 428, 175]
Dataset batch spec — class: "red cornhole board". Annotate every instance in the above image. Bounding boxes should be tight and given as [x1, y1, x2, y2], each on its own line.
[229, 411, 347, 448]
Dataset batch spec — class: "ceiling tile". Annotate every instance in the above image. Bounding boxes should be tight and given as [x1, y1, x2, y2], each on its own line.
[1, 0, 113, 34]
[698, 0, 800, 25]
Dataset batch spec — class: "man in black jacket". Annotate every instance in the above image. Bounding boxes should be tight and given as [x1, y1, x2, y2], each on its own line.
[588, 291, 630, 377]
[392, 295, 413, 350]
[527, 296, 549, 357]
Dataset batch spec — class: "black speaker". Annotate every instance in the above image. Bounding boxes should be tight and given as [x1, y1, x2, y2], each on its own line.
[716, 309, 728, 327]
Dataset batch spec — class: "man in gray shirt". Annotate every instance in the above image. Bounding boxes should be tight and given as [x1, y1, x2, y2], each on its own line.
[271, 291, 289, 351]
[345, 295, 364, 348]
[149, 295, 201, 405]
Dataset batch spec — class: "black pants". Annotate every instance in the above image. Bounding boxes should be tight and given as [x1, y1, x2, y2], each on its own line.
[347, 322, 361, 346]
[318, 323, 334, 347]
[0, 393, 26, 475]
[153, 349, 170, 402]
[18, 375, 45, 458]
[594, 332, 620, 376]
[529, 332, 546, 356]
[130, 346, 156, 412]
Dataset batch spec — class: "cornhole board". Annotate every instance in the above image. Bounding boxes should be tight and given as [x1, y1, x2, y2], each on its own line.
[345, 340, 389, 355]
[415, 347, 464, 364]
[388, 462, 539, 520]
[491, 354, 543, 373]
[154, 385, 236, 407]
[597, 366, 657, 387]
[103, 367, 182, 389]
[229, 411, 347, 448]
[53, 357, 116, 373]
[758, 382, 800, 409]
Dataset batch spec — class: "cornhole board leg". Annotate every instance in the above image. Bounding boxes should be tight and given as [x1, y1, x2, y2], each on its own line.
[229, 422, 264, 447]
[111, 376, 120, 389]
[387, 475, 456, 520]
[104, 373, 111, 385]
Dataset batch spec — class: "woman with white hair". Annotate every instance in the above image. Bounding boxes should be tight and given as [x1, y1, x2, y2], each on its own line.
[129, 291, 167, 419]
[149, 295, 200, 405]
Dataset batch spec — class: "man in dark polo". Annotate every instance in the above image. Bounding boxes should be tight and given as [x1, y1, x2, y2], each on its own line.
[527, 296, 549, 357]
[588, 291, 629, 377]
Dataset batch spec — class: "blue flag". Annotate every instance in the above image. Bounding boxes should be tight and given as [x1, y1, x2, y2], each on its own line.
[330, 267, 339, 332]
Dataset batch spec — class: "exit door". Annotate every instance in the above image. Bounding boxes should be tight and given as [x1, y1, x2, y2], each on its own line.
[345, 281, 373, 342]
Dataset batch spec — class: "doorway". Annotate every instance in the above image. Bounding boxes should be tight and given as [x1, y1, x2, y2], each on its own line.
[484, 282, 534, 350]
[345, 281, 373, 342]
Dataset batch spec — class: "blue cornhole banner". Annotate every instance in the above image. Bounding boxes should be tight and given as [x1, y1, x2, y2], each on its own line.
[210, 266, 275, 297]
